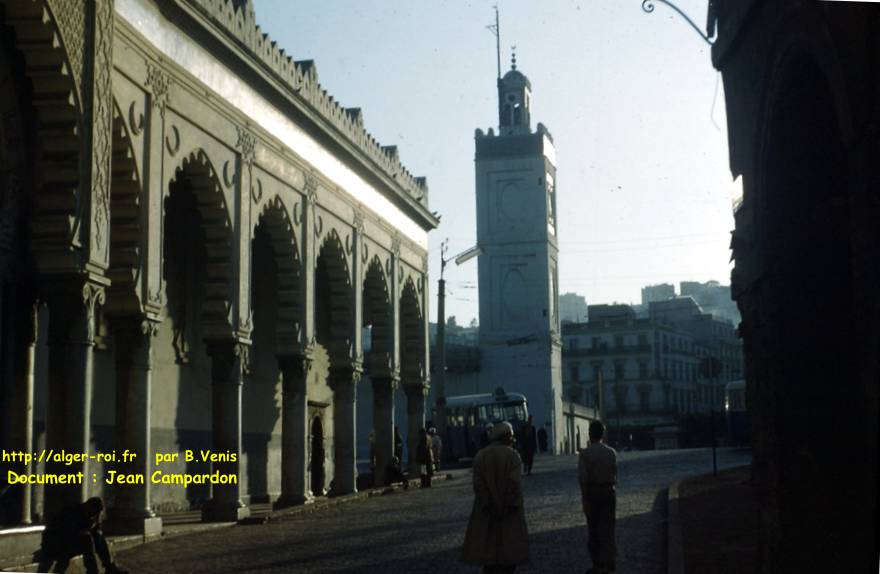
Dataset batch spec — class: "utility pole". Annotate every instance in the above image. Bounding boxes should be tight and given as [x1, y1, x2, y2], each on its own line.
[435, 240, 449, 442]
[434, 242, 481, 452]
[711, 407, 718, 476]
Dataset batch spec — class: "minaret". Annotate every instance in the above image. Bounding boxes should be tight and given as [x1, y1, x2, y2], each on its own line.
[474, 55, 564, 453]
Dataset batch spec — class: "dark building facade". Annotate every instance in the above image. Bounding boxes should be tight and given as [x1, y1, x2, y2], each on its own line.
[712, 0, 879, 570]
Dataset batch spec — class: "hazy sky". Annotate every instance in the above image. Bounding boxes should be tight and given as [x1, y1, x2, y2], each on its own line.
[253, 0, 734, 325]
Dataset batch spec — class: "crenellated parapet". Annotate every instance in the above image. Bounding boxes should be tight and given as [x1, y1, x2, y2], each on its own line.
[182, 0, 430, 209]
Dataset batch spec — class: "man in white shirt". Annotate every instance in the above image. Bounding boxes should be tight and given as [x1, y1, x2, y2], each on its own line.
[578, 421, 618, 574]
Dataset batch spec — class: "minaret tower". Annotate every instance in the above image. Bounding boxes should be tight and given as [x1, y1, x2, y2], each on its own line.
[474, 53, 563, 452]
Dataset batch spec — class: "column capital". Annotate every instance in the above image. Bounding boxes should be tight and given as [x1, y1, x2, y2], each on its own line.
[328, 361, 363, 390]
[371, 373, 400, 397]
[44, 277, 107, 346]
[17, 297, 40, 345]
[112, 314, 162, 338]
[279, 352, 314, 396]
[112, 315, 161, 371]
[205, 338, 251, 383]
[365, 351, 396, 379]
[278, 353, 313, 377]
[205, 338, 251, 357]
[402, 380, 430, 399]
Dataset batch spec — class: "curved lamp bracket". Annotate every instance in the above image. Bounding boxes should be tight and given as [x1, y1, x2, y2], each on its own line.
[642, 0, 716, 46]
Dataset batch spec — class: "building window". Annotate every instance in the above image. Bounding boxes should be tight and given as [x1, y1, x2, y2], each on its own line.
[614, 334, 624, 349]
[570, 363, 580, 383]
[614, 361, 625, 381]
[591, 337, 600, 350]
[639, 388, 650, 413]
[638, 333, 647, 348]
[592, 364, 602, 382]
[614, 385, 628, 414]
[639, 361, 648, 380]
[569, 338, 578, 350]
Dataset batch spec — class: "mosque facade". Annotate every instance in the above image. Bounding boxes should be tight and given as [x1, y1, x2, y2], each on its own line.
[0, 0, 436, 533]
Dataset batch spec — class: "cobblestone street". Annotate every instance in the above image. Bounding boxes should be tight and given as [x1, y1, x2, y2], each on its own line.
[116, 448, 750, 573]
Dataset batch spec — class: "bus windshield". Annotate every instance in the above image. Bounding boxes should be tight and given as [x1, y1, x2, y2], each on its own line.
[503, 402, 527, 422]
[478, 401, 527, 424]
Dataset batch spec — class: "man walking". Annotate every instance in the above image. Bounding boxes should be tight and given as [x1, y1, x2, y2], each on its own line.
[461, 421, 530, 573]
[578, 421, 617, 574]
[519, 415, 538, 475]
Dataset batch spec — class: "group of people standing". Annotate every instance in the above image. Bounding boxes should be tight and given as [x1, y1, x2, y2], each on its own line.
[461, 420, 618, 574]
[368, 425, 442, 488]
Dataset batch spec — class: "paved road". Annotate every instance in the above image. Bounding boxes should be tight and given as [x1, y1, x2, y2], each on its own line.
[118, 448, 751, 573]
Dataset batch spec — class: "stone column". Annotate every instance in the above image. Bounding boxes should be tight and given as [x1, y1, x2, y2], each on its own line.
[105, 317, 162, 536]
[404, 383, 428, 478]
[202, 340, 250, 522]
[276, 354, 312, 507]
[3, 296, 38, 524]
[371, 375, 398, 486]
[329, 364, 361, 495]
[44, 282, 104, 520]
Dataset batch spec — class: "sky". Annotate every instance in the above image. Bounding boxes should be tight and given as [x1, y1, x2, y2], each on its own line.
[253, 0, 735, 325]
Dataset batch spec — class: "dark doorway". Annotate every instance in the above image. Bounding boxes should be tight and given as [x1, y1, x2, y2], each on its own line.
[310, 415, 325, 496]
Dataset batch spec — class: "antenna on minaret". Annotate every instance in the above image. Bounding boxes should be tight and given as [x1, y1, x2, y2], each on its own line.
[486, 5, 501, 80]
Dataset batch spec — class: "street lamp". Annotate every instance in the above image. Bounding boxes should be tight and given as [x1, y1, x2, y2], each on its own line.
[435, 242, 482, 444]
[641, 0, 716, 46]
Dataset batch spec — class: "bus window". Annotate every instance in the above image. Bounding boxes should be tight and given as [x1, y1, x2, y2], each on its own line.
[477, 406, 488, 425]
[503, 402, 526, 422]
[488, 403, 505, 422]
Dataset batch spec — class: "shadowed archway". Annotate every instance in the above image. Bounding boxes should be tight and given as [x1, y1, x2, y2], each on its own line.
[163, 150, 234, 509]
[245, 199, 301, 502]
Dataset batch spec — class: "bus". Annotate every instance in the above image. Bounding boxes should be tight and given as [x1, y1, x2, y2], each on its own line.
[724, 379, 749, 446]
[434, 387, 529, 461]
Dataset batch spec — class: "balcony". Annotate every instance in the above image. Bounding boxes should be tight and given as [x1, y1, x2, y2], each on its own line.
[563, 343, 652, 357]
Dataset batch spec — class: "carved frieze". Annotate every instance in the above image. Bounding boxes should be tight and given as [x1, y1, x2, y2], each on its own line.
[47, 0, 87, 96]
[252, 178, 263, 204]
[235, 126, 256, 166]
[145, 62, 172, 116]
[128, 101, 145, 136]
[304, 173, 318, 203]
[165, 125, 180, 156]
[89, 0, 114, 266]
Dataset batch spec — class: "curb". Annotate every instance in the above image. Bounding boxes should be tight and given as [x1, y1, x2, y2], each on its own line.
[667, 479, 685, 574]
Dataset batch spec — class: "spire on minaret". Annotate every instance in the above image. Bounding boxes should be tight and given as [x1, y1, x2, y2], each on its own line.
[511, 46, 517, 71]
